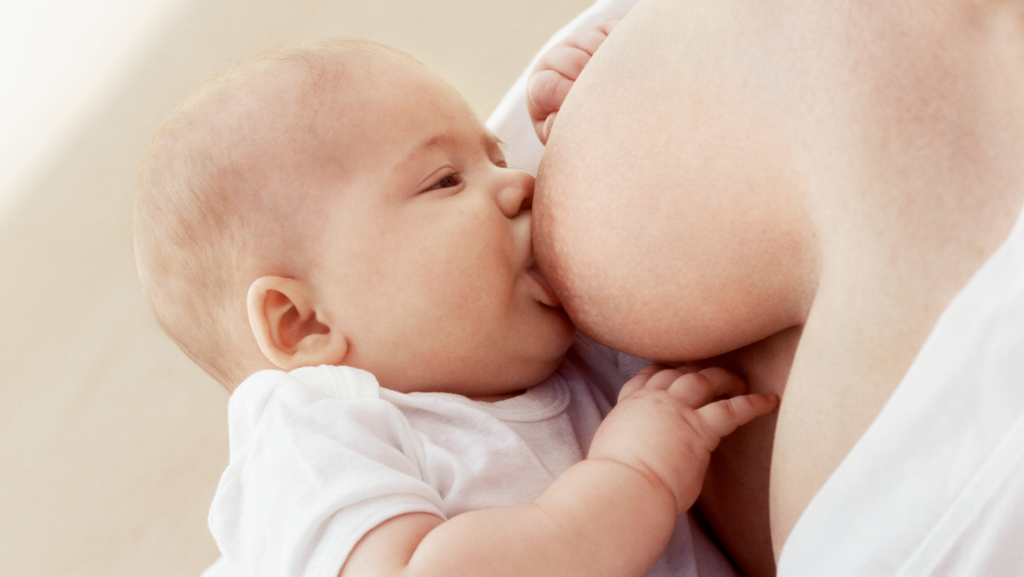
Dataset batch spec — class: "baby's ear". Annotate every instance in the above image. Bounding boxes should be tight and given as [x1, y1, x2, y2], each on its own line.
[247, 276, 348, 370]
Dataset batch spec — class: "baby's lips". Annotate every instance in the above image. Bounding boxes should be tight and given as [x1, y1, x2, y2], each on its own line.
[528, 265, 562, 307]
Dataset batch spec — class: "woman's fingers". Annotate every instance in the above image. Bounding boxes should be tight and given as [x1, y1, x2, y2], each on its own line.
[527, 21, 618, 143]
[527, 69, 572, 143]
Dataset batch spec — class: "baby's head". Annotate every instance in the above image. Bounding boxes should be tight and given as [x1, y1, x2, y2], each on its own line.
[135, 40, 574, 394]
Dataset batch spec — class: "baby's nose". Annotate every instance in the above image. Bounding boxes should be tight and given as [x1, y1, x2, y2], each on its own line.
[497, 170, 534, 218]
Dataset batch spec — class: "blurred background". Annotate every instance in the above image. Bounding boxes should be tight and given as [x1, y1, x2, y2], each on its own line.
[0, 1, 591, 575]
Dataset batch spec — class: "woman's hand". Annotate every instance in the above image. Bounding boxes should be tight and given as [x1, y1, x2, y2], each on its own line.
[527, 21, 617, 144]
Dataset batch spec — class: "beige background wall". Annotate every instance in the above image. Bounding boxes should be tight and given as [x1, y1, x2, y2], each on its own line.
[0, 1, 591, 575]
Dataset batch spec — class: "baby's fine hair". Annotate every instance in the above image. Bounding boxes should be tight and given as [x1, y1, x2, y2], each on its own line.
[134, 39, 420, 387]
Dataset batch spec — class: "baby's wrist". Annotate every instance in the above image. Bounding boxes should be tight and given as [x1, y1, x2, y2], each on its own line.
[583, 455, 680, 516]
[526, 456, 679, 575]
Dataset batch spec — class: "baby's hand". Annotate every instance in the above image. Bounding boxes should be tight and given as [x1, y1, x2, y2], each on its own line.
[588, 365, 778, 517]
[527, 21, 617, 144]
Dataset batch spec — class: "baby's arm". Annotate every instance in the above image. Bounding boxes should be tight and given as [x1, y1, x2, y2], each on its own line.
[527, 21, 617, 144]
[339, 365, 777, 577]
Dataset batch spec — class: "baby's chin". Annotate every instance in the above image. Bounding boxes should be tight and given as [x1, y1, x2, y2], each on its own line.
[508, 343, 574, 392]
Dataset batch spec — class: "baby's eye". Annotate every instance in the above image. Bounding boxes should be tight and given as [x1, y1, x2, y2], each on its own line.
[428, 172, 462, 191]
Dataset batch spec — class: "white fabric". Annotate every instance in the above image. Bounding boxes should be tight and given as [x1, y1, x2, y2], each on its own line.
[778, 204, 1024, 575]
[207, 337, 737, 577]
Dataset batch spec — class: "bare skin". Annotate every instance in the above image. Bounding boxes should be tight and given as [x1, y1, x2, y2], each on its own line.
[533, 0, 1024, 574]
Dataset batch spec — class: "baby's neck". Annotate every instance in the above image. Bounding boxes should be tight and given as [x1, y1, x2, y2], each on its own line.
[469, 389, 527, 403]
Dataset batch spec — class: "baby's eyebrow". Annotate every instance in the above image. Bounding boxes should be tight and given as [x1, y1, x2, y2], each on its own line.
[400, 130, 504, 167]
[399, 131, 458, 167]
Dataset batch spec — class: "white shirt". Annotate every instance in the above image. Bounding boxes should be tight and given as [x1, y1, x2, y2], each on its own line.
[207, 338, 737, 577]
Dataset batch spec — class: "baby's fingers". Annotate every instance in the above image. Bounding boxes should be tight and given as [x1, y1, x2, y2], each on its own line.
[617, 363, 663, 400]
[665, 366, 746, 407]
[696, 394, 779, 440]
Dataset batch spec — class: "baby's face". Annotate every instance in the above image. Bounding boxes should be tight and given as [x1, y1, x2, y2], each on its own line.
[303, 55, 574, 396]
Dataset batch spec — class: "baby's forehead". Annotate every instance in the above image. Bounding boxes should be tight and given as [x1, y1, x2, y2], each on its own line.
[184, 40, 481, 208]
[249, 42, 424, 105]
[189, 45, 413, 165]
[237, 45, 435, 139]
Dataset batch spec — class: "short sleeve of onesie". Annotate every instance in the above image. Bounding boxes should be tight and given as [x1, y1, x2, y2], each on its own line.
[209, 366, 445, 577]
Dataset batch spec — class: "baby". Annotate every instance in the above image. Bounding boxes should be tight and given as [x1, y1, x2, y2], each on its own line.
[134, 33, 776, 577]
